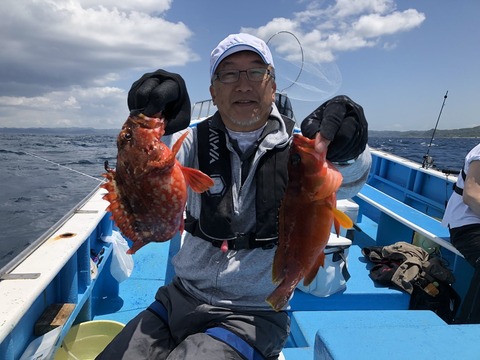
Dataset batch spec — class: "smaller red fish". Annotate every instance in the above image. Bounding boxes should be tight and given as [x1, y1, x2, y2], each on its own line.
[102, 114, 213, 254]
[266, 134, 353, 311]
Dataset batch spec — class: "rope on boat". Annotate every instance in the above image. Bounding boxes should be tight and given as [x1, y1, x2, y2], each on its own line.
[23, 151, 104, 182]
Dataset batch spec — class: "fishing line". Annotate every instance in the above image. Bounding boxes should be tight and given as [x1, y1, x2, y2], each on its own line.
[265, 30, 341, 103]
[23, 151, 104, 183]
[267, 31, 305, 94]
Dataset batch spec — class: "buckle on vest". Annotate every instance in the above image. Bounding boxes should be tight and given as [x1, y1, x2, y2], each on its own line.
[233, 233, 250, 250]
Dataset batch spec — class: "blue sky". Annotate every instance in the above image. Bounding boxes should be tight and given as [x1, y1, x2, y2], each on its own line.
[0, 0, 479, 131]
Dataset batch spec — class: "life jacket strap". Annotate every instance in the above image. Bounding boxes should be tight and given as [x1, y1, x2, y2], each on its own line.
[185, 217, 277, 250]
[147, 300, 168, 323]
[148, 300, 266, 360]
[205, 327, 265, 360]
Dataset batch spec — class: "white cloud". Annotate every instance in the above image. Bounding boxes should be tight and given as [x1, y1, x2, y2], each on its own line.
[79, 0, 172, 14]
[242, 0, 425, 103]
[354, 9, 426, 38]
[0, 0, 427, 128]
[0, 0, 196, 96]
[244, 0, 425, 64]
[0, 86, 126, 128]
[0, 0, 198, 128]
[333, 0, 396, 17]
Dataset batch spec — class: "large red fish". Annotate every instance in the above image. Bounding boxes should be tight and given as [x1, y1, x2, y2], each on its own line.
[266, 133, 353, 311]
[102, 114, 214, 254]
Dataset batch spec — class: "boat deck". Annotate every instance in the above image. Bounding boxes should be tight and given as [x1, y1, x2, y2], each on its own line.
[93, 232, 411, 358]
[5, 148, 480, 359]
[94, 241, 170, 325]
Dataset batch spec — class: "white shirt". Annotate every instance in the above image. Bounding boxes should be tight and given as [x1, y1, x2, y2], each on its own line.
[442, 143, 480, 229]
[226, 125, 266, 154]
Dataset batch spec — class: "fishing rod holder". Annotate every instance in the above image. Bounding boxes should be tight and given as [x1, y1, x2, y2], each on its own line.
[422, 155, 434, 169]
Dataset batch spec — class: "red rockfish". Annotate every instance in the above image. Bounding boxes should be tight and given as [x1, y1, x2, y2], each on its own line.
[267, 133, 353, 311]
[102, 114, 214, 254]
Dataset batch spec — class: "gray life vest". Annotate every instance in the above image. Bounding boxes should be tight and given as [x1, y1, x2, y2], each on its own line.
[185, 115, 295, 250]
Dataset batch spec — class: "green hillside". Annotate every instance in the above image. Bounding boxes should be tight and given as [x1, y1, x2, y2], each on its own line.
[369, 125, 480, 138]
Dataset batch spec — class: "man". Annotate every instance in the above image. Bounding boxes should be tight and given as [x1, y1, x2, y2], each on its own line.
[442, 143, 480, 324]
[97, 33, 370, 359]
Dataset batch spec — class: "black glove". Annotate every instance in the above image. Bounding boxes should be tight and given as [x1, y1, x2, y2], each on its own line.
[301, 95, 368, 163]
[128, 69, 191, 135]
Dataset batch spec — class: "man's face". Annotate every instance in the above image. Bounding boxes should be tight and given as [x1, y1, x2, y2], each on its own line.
[210, 51, 276, 132]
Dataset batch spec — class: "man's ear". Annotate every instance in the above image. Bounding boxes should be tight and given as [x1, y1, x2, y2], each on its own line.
[210, 85, 217, 105]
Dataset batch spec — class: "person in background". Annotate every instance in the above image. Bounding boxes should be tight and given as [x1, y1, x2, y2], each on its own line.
[442, 143, 480, 324]
[97, 33, 370, 360]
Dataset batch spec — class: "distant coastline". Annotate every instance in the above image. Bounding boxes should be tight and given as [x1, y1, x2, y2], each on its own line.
[0, 127, 118, 136]
[1, 125, 480, 138]
[369, 125, 480, 138]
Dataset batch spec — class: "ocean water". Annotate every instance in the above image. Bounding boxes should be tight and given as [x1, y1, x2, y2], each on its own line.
[0, 132, 117, 270]
[0, 132, 478, 271]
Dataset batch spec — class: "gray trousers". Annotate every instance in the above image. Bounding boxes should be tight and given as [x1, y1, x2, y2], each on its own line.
[96, 278, 290, 359]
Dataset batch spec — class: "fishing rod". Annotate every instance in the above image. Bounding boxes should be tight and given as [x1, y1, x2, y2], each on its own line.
[422, 90, 448, 169]
[23, 151, 104, 182]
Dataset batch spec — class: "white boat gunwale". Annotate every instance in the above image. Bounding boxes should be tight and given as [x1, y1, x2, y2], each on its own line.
[1, 106, 478, 359]
[0, 186, 112, 346]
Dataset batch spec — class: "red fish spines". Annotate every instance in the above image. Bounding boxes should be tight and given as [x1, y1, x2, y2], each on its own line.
[267, 133, 348, 311]
[101, 114, 214, 254]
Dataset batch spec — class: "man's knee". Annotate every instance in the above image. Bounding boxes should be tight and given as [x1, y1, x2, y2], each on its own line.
[167, 333, 244, 360]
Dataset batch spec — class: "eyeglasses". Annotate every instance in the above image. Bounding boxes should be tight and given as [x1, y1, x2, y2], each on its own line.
[212, 68, 274, 84]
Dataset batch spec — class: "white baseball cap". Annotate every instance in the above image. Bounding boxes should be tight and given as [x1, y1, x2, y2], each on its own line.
[210, 33, 274, 78]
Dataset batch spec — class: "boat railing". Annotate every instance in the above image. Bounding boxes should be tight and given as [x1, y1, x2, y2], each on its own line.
[0, 183, 105, 280]
[0, 186, 117, 358]
[191, 99, 216, 121]
[368, 149, 457, 217]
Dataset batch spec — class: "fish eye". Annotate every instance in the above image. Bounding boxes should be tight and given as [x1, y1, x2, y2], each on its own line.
[123, 131, 132, 141]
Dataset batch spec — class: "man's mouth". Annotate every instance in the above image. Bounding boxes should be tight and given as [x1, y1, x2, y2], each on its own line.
[234, 99, 256, 105]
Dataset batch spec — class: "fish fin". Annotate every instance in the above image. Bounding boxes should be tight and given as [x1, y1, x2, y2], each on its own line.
[333, 208, 353, 229]
[170, 130, 214, 193]
[180, 166, 214, 193]
[311, 169, 343, 199]
[171, 131, 189, 156]
[147, 131, 189, 169]
[303, 252, 325, 286]
[127, 239, 147, 255]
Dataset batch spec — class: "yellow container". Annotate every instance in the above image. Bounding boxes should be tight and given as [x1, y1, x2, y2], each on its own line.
[54, 320, 124, 360]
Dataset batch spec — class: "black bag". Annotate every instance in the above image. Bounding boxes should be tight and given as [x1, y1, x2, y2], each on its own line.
[409, 277, 461, 324]
[362, 243, 461, 324]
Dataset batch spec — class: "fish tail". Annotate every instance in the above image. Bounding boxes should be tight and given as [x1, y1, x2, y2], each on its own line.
[181, 166, 214, 193]
[266, 283, 294, 312]
[271, 258, 285, 285]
